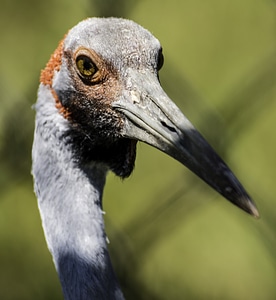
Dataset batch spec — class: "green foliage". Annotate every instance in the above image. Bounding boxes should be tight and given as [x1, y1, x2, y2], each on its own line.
[1, 0, 276, 299]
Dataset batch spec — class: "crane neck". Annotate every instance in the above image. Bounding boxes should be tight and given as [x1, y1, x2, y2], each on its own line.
[32, 85, 124, 299]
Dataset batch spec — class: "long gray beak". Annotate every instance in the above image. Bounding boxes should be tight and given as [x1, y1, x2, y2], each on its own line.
[112, 69, 259, 217]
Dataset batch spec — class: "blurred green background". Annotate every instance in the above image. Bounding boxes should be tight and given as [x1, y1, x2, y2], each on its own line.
[0, 0, 276, 299]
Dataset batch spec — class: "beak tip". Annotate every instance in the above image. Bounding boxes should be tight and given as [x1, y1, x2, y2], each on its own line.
[248, 203, 260, 219]
[241, 197, 260, 218]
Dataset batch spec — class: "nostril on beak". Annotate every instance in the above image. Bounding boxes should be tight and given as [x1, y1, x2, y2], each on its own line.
[160, 120, 177, 133]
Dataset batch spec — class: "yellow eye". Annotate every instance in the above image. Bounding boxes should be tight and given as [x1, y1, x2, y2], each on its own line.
[76, 55, 97, 78]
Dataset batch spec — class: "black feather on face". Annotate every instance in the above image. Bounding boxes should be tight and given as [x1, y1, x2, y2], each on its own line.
[54, 49, 137, 178]
[53, 77, 138, 177]
[60, 91, 137, 178]
[68, 126, 137, 178]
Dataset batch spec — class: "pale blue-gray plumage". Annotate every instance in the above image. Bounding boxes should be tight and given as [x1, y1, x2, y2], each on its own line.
[32, 18, 258, 300]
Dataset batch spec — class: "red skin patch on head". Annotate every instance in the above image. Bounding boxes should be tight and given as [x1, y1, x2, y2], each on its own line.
[40, 37, 65, 86]
[40, 35, 71, 118]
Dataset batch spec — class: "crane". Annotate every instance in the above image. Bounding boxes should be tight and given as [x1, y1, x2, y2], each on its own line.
[32, 17, 259, 300]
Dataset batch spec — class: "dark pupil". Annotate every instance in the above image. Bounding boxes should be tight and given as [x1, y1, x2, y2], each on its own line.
[157, 50, 164, 70]
[83, 57, 92, 71]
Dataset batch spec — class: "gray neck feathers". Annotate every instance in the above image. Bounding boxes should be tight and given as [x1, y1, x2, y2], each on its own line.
[32, 84, 124, 299]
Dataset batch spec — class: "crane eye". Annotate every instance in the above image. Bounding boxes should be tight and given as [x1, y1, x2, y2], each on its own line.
[157, 49, 164, 71]
[76, 55, 98, 78]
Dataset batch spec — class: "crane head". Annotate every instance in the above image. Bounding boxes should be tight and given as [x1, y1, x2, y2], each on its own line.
[40, 17, 259, 217]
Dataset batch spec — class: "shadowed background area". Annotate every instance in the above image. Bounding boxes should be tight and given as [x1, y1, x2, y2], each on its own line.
[0, 0, 276, 299]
